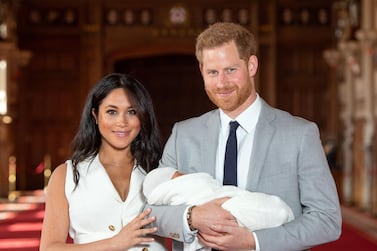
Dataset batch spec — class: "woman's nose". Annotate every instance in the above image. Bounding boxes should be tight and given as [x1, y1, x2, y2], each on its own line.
[116, 115, 128, 126]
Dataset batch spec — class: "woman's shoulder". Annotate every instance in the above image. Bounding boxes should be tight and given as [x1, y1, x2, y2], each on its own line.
[49, 162, 68, 185]
[45, 162, 68, 201]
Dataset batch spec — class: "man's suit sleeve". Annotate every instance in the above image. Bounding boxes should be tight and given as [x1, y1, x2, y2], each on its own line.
[159, 123, 180, 169]
[146, 204, 189, 242]
[254, 122, 342, 251]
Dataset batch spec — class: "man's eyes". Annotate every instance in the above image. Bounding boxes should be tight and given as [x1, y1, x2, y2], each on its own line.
[207, 68, 236, 76]
[207, 70, 217, 75]
[226, 68, 236, 73]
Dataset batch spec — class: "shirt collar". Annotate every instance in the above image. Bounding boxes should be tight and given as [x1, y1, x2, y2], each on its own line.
[134, 162, 147, 175]
[219, 94, 261, 134]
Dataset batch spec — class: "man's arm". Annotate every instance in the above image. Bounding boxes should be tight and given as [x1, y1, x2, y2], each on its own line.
[145, 204, 188, 241]
[254, 122, 342, 251]
[146, 194, 256, 250]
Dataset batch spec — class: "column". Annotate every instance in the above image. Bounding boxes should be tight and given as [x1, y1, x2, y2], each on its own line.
[0, 42, 31, 197]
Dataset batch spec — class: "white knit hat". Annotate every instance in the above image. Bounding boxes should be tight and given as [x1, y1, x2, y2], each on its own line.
[143, 167, 177, 198]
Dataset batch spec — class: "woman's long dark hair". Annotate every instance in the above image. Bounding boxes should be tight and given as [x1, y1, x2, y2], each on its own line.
[70, 73, 162, 186]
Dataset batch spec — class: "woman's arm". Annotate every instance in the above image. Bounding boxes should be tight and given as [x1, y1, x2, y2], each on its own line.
[39, 163, 72, 251]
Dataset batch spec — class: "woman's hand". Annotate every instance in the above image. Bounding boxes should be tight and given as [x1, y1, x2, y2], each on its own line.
[109, 208, 157, 250]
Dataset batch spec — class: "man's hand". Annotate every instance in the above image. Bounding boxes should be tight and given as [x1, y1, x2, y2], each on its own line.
[191, 197, 235, 236]
[198, 224, 255, 250]
[191, 197, 255, 250]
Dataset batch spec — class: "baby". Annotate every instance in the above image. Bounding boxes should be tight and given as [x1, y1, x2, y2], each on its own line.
[143, 167, 294, 251]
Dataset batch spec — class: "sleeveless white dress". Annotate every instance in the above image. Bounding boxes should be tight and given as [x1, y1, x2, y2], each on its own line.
[65, 155, 167, 250]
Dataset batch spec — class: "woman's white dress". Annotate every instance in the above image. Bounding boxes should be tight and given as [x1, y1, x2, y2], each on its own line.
[65, 155, 167, 250]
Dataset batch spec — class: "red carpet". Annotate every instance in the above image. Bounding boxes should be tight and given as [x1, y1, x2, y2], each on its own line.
[313, 221, 377, 251]
[0, 191, 45, 251]
[1, 191, 377, 251]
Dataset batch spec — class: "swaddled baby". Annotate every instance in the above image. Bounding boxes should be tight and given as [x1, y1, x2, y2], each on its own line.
[143, 167, 294, 251]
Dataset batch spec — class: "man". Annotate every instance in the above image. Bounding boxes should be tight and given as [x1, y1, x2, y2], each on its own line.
[148, 22, 341, 251]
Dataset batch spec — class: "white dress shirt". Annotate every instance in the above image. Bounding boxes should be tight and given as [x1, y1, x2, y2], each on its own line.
[183, 95, 262, 250]
[216, 94, 261, 189]
[216, 95, 261, 251]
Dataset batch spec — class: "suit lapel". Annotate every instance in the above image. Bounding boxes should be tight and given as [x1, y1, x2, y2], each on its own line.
[247, 100, 276, 191]
[201, 110, 220, 177]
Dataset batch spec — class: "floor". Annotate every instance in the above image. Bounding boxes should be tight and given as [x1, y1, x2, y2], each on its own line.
[340, 204, 377, 243]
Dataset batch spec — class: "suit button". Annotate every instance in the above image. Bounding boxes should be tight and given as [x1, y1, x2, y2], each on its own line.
[142, 248, 149, 251]
[108, 225, 115, 231]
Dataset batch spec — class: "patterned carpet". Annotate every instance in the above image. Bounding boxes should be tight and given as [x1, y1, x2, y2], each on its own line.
[1, 190, 377, 251]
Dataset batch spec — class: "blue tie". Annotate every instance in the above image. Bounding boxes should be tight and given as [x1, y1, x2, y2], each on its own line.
[223, 121, 239, 186]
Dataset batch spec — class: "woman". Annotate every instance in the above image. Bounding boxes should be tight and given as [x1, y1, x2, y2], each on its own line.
[40, 73, 166, 251]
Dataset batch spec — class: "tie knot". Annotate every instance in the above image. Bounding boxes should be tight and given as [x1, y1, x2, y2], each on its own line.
[229, 121, 239, 132]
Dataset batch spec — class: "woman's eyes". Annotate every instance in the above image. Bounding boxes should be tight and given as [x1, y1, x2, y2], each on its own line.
[106, 109, 137, 115]
[127, 109, 137, 115]
[106, 109, 117, 115]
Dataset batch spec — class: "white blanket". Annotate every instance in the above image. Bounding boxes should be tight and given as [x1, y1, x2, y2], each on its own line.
[143, 167, 294, 251]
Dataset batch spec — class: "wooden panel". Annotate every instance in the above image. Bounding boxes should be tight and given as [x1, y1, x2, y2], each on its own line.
[276, 45, 331, 129]
[275, 0, 334, 132]
[16, 40, 81, 190]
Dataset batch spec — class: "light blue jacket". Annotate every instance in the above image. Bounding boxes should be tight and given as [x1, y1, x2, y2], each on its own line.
[148, 98, 341, 251]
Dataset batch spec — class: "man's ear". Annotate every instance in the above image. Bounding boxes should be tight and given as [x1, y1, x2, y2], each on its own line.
[199, 63, 204, 75]
[248, 55, 258, 76]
